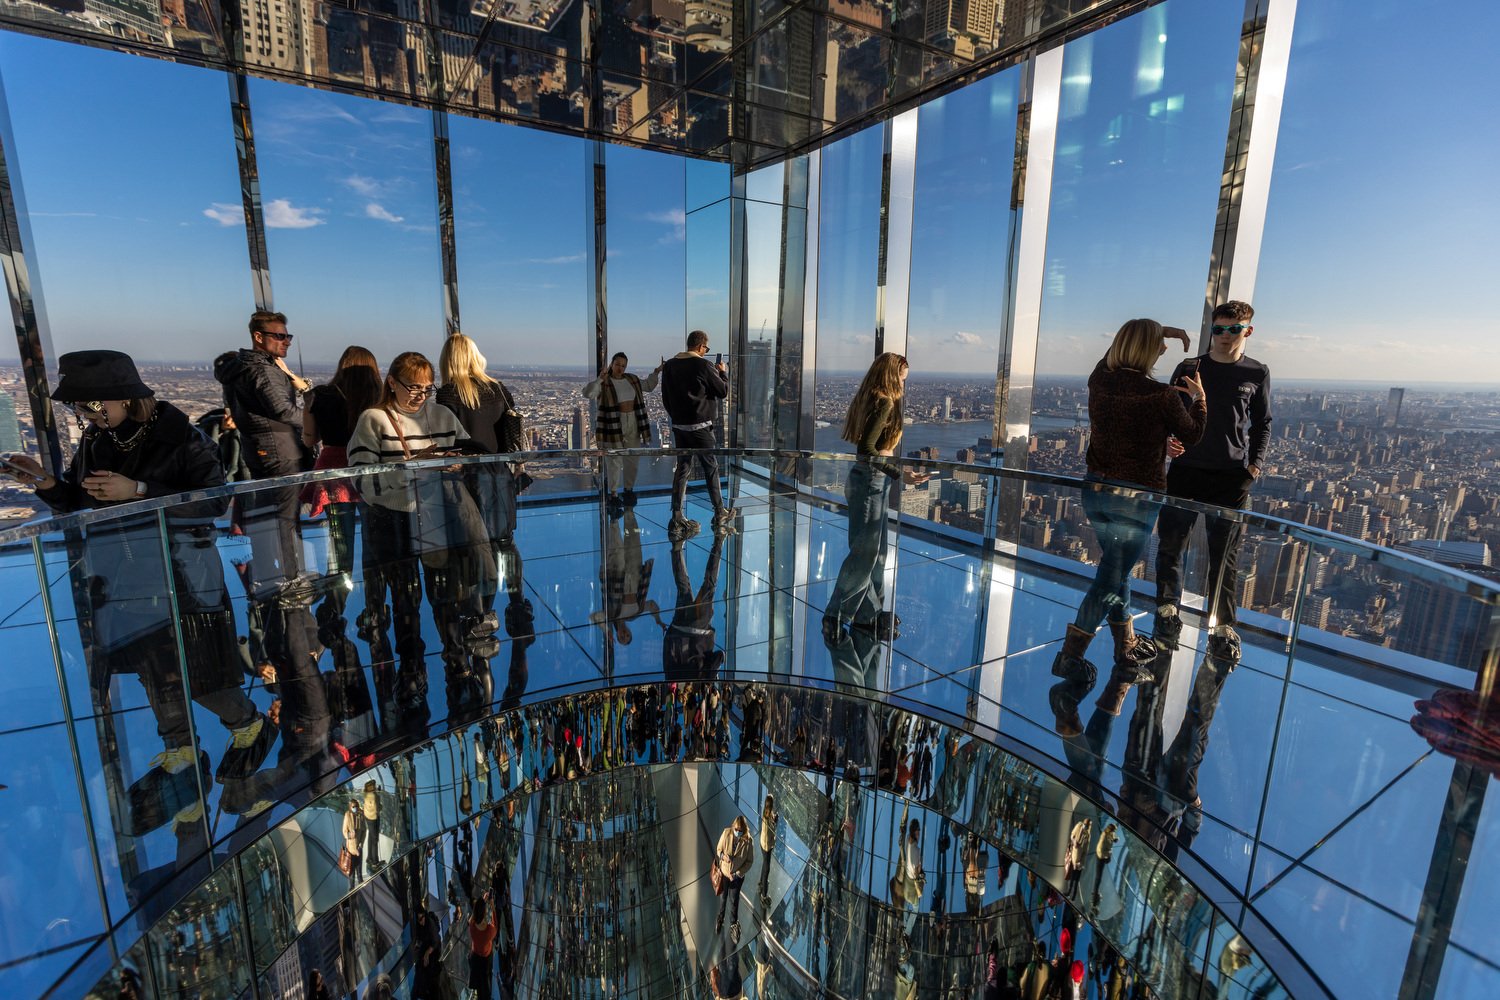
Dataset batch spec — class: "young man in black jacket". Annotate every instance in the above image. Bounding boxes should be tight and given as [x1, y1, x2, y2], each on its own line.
[1154, 300, 1272, 661]
[659, 329, 732, 539]
[213, 309, 312, 596]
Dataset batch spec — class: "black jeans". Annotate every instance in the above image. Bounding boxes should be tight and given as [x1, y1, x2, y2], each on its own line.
[1154, 464, 1253, 628]
[670, 427, 724, 515]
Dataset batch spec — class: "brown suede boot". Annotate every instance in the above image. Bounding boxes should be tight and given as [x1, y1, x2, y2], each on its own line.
[1110, 617, 1152, 680]
[1051, 624, 1096, 681]
[1095, 665, 1134, 716]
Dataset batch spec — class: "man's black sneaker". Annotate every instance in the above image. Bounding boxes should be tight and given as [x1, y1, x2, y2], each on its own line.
[1208, 627, 1242, 663]
[1153, 607, 1184, 651]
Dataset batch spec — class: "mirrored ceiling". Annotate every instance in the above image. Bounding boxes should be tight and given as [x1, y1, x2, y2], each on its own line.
[0, 0, 1123, 164]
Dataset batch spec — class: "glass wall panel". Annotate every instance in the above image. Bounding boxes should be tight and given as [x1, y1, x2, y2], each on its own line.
[813, 123, 884, 453]
[1252, 0, 1500, 553]
[604, 145, 686, 369]
[899, 66, 1021, 526]
[249, 79, 443, 366]
[1029, 0, 1242, 479]
[0, 34, 248, 367]
[449, 116, 587, 367]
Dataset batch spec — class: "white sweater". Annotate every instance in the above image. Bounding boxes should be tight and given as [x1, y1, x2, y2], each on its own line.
[348, 404, 470, 512]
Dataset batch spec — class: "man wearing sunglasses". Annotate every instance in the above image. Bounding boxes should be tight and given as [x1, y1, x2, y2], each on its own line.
[1153, 300, 1272, 662]
[214, 310, 315, 596]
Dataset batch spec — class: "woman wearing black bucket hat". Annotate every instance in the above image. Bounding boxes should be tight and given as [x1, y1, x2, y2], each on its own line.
[4, 350, 276, 839]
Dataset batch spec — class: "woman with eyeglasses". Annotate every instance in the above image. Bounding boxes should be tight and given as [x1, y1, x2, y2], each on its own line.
[4, 351, 275, 838]
[349, 352, 495, 719]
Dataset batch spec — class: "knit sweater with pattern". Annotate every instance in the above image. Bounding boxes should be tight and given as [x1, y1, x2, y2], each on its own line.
[1085, 361, 1206, 491]
[348, 404, 470, 511]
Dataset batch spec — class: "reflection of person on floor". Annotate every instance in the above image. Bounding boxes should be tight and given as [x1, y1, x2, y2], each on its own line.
[7, 351, 275, 845]
[409, 902, 442, 1000]
[658, 532, 725, 682]
[715, 815, 753, 938]
[466, 892, 497, 1000]
[1050, 320, 1205, 737]
[361, 779, 381, 877]
[342, 799, 363, 888]
[592, 508, 658, 648]
[1117, 653, 1234, 860]
[498, 540, 535, 711]
[823, 352, 929, 644]
[1091, 822, 1117, 908]
[1063, 818, 1091, 897]
[758, 793, 777, 902]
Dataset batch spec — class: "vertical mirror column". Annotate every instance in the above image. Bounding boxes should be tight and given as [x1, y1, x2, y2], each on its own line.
[875, 108, 918, 359]
[0, 66, 61, 473]
[1201, 0, 1299, 341]
[992, 48, 1062, 549]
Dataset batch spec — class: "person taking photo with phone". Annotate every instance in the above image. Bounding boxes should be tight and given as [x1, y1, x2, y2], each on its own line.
[1049, 320, 1205, 735]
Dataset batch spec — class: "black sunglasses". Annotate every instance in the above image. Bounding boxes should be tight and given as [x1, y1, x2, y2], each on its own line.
[260, 330, 294, 342]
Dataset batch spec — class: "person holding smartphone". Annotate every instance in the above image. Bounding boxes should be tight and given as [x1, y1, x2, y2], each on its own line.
[1050, 320, 1206, 735]
[660, 330, 732, 539]
[349, 351, 494, 715]
[1154, 301, 1272, 661]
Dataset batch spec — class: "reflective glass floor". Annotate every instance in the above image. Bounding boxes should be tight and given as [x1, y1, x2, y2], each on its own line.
[0, 457, 1495, 998]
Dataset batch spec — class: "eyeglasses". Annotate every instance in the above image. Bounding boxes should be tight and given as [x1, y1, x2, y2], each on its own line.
[260, 330, 293, 342]
[1211, 324, 1249, 336]
[395, 377, 436, 397]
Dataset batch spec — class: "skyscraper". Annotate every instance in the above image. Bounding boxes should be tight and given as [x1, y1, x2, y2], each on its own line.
[0, 393, 20, 455]
[1385, 387, 1405, 428]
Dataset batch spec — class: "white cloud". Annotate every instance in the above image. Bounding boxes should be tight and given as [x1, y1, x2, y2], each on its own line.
[950, 331, 984, 347]
[344, 175, 382, 197]
[644, 208, 686, 242]
[263, 198, 326, 229]
[364, 203, 404, 224]
[528, 253, 586, 264]
[202, 202, 245, 227]
[31, 211, 98, 218]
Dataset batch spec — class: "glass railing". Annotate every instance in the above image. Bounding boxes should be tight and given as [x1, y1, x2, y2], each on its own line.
[0, 449, 1495, 998]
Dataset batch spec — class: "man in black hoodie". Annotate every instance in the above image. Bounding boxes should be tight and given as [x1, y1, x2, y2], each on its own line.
[213, 310, 312, 596]
[659, 329, 732, 539]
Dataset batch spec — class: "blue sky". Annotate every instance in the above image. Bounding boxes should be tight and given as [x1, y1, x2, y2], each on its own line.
[1, 0, 1497, 381]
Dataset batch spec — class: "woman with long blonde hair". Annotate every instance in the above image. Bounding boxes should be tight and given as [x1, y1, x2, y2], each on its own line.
[436, 333, 522, 543]
[1049, 319, 1205, 736]
[824, 352, 929, 643]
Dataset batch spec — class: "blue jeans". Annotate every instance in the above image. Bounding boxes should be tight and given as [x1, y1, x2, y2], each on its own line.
[827, 462, 891, 625]
[1074, 482, 1160, 634]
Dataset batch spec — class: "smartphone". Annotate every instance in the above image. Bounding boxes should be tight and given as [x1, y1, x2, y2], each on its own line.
[0, 456, 33, 478]
[715, 352, 723, 366]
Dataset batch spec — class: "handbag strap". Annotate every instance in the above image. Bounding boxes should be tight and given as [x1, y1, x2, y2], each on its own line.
[384, 407, 412, 460]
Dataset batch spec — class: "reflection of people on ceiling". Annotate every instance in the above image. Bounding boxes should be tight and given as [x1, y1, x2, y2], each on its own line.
[658, 531, 725, 682]
[1050, 319, 1205, 738]
[823, 352, 929, 644]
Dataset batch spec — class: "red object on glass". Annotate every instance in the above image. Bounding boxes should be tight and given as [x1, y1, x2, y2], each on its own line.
[1071, 960, 1084, 984]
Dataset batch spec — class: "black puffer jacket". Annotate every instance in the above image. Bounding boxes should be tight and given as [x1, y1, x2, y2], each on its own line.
[214, 348, 307, 476]
[36, 402, 237, 682]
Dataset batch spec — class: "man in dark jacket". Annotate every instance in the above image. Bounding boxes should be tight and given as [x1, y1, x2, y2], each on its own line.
[659, 329, 731, 540]
[1154, 300, 1272, 662]
[214, 310, 312, 596]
